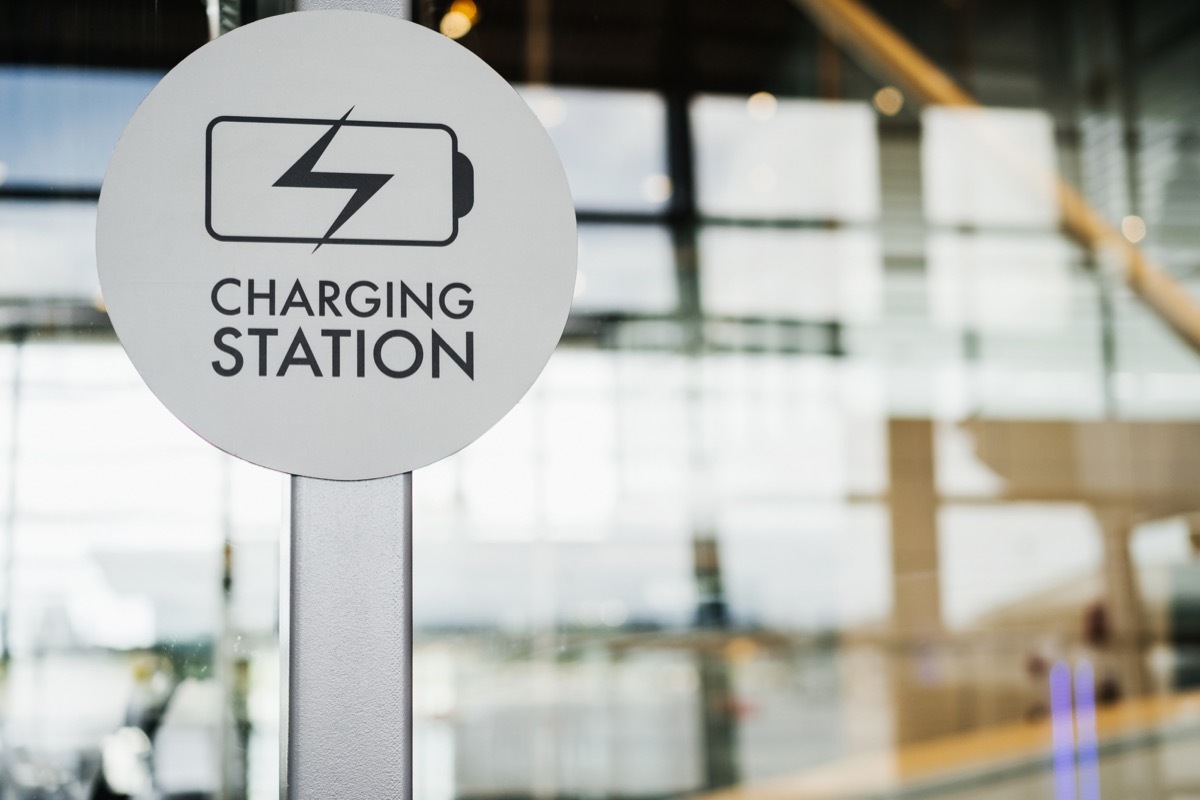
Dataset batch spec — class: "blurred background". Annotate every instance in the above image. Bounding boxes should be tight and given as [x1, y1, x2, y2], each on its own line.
[4, 0, 1200, 797]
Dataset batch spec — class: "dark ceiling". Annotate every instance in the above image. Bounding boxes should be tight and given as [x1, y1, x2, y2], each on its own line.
[0, 0, 954, 98]
[1, 0, 1197, 109]
[0, 0, 209, 70]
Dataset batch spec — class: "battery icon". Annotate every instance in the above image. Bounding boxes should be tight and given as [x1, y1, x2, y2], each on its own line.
[205, 112, 474, 248]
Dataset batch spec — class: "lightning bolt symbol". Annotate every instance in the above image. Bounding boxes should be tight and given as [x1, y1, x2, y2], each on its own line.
[274, 108, 392, 251]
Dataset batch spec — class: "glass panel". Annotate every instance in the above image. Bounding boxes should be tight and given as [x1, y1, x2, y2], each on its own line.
[1115, 278, 1200, 418]
[1137, 116, 1200, 271]
[574, 224, 677, 314]
[518, 86, 669, 212]
[692, 95, 880, 221]
[0, 201, 100, 300]
[926, 232, 1078, 332]
[699, 227, 882, 321]
[0, 67, 160, 187]
[921, 106, 1060, 228]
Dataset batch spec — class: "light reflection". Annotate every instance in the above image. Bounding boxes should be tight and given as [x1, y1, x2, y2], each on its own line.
[746, 91, 778, 121]
[439, 0, 479, 39]
[1047, 660, 1102, 800]
[641, 172, 673, 203]
[1075, 661, 1101, 800]
[872, 86, 904, 116]
[724, 636, 759, 663]
[100, 726, 152, 796]
[204, 0, 219, 40]
[597, 598, 629, 627]
[1121, 214, 1147, 243]
[1050, 661, 1076, 800]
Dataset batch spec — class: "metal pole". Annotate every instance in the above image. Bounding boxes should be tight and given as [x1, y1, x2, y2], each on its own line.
[287, 473, 413, 799]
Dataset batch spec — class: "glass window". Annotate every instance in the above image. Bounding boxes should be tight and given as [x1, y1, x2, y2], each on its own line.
[692, 95, 880, 221]
[519, 86, 669, 212]
[0, 201, 100, 300]
[574, 224, 677, 314]
[699, 227, 882, 321]
[921, 106, 1060, 228]
[926, 232, 1077, 332]
[0, 67, 159, 187]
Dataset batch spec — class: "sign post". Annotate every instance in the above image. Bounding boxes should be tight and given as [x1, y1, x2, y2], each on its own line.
[96, 8, 576, 798]
[288, 474, 412, 798]
[283, 5, 414, 799]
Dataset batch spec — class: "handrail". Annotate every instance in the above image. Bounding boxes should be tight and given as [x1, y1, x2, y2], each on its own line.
[794, 0, 1200, 356]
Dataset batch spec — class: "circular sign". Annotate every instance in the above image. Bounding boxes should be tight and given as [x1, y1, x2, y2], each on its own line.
[98, 11, 576, 480]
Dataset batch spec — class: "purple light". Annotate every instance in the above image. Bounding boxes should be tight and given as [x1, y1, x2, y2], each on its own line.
[1050, 660, 1076, 800]
[1075, 660, 1100, 800]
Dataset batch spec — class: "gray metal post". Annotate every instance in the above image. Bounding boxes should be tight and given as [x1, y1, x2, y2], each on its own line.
[287, 473, 413, 799]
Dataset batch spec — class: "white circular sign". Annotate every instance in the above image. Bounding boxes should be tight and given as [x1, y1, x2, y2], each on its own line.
[98, 11, 576, 480]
